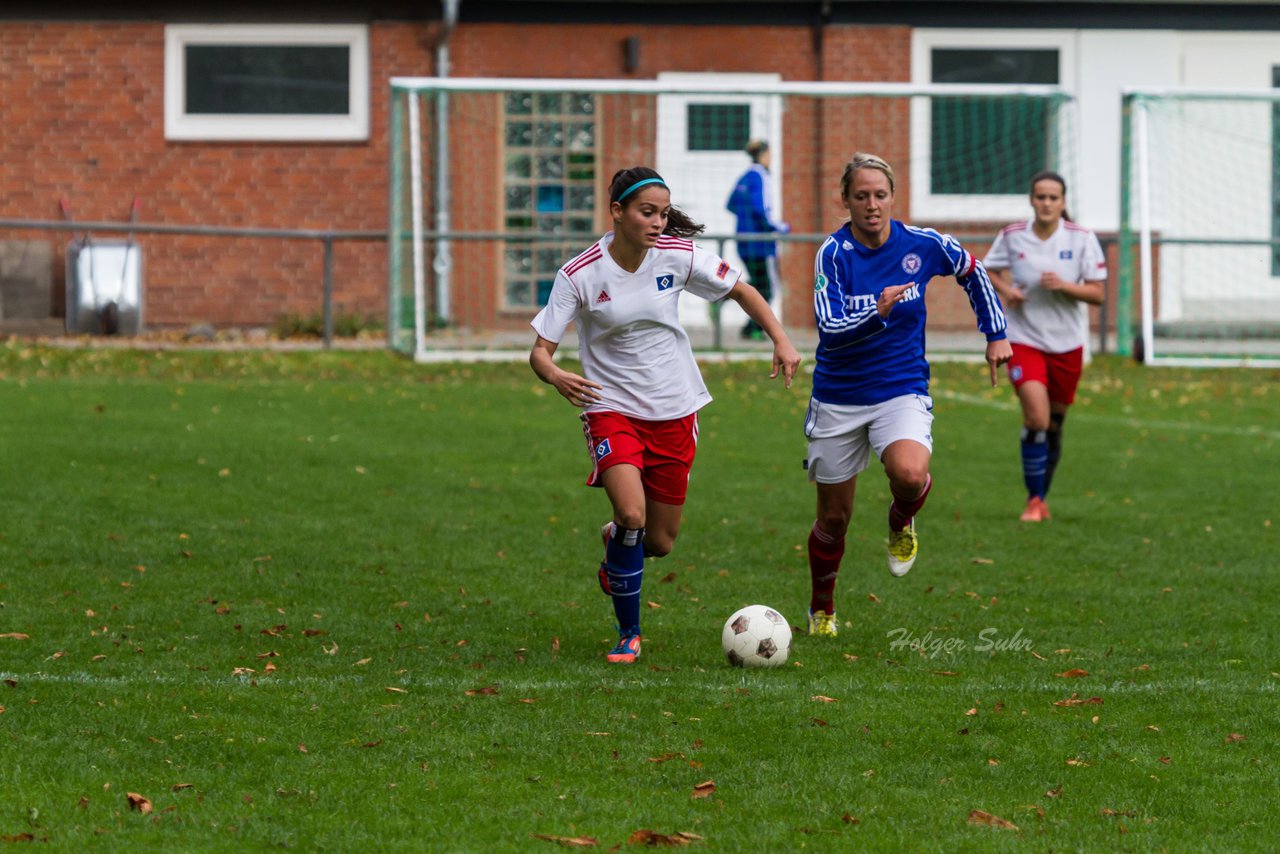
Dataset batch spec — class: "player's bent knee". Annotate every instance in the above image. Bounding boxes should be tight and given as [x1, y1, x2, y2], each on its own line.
[613, 508, 646, 530]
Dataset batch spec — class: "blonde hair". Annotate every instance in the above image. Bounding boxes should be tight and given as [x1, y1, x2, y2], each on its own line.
[841, 152, 895, 197]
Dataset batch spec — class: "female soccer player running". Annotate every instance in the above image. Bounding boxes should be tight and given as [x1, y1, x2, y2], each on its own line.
[803, 153, 1011, 638]
[530, 166, 801, 664]
[984, 171, 1106, 522]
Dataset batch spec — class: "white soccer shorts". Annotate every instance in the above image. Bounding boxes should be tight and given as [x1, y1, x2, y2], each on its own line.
[803, 394, 934, 484]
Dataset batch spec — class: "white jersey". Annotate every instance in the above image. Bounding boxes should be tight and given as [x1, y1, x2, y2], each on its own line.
[984, 219, 1107, 353]
[531, 232, 741, 420]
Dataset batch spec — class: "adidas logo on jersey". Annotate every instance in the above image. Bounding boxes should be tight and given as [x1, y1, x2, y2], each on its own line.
[596, 290, 611, 304]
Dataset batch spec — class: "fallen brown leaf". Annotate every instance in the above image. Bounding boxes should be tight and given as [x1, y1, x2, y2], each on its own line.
[0, 633, 30, 640]
[125, 792, 153, 815]
[1045, 785, 1063, 798]
[971, 557, 994, 564]
[841, 813, 860, 824]
[361, 739, 383, 748]
[385, 686, 408, 694]
[1056, 669, 1089, 678]
[1053, 694, 1103, 707]
[1225, 732, 1245, 744]
[626, 829, 702, 846]
[690, 779, 716, 799]
[1101, 808, 1136, 817]
[1065, 758, 1090, 767]
[967, 809, 1018, 831]
[812, 695, 838, 703]
[647, 752, 684, 763]
[530, 833, 598, 848]
[170, 783, 194, 791]
[465, 685, 498, 696]
[1, 834, 35, 843]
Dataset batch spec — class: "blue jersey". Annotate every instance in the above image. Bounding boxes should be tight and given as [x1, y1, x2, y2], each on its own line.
[726, 164, 785, 260]
[812, 220, 1007, 406]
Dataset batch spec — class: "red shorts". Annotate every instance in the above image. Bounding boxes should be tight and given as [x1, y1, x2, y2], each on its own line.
[581, 411, 699, 506]
[1008, 343, 1084, 405]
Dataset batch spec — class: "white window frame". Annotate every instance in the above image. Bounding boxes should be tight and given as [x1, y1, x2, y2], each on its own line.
[911, 29, 1076, 221]
[164, 23, 369, 142]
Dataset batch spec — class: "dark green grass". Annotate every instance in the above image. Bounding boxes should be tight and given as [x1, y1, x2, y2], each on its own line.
[0, 342, 1276, 851]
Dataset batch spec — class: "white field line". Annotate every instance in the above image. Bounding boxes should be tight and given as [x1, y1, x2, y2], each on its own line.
[2, 669, 1274, 696]
[936, 389, 1280, 441]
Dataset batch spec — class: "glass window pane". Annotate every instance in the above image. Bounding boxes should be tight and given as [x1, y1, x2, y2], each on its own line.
[537, 185, 565, 213]
[536, 279, 555, 307]
[536, 154, 564, 179]
[505, 122, 532, 147]
[568, 123, 595, 151]
[930, 48, 1059, 195]
[505, 153, 532, 179]
[686, 103, 750, 151]
[505, 92, 532, 115]
[535, 122, 565, 147]
[505, 247, 532, 278]
[507, 279, 532, 307]
[537, 216, 564, 235]
[568, 186, 593, 211]
[568, 217, 594, 234]
[536, 93, 563, 114]
[568, 93, 594, 115]
[536, 249, 562, 273]
[506, 186, 533, 212]
[185, 44, 349, 115]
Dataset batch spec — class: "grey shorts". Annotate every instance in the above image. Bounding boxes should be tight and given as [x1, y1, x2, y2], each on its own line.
[803, 394, 934, 484]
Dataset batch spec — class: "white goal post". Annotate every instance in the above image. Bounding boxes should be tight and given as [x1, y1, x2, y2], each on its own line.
[1120, 87, 1280, 368]
[388, 76, 1077, 361]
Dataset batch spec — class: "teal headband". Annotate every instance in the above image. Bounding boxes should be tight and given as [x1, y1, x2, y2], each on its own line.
[616, 177, 667, 202]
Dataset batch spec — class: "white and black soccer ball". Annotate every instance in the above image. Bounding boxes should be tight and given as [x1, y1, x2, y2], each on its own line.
[721, 604, 792, 668]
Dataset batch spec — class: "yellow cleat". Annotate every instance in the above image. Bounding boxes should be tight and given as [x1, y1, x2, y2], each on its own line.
[807, 609, 838, 637]
[887, 518, 918, 577]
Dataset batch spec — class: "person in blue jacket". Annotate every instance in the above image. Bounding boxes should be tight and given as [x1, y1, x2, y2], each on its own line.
[802, 152, 1012, 639]
[727, 140, 789, 340]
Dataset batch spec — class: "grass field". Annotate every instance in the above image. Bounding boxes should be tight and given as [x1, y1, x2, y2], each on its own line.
[0, 342, 1276, 851]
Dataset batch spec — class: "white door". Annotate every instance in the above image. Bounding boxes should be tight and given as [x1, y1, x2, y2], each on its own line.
[656, 72, 783, 331]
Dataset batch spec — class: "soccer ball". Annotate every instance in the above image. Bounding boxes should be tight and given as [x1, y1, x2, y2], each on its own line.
[721, 605, 792, 668]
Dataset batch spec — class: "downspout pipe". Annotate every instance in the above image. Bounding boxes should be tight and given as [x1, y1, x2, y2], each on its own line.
[434, 0, 460, 326]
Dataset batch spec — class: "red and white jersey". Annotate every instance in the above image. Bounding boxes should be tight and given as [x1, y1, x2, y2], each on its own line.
[984, 219, 1107, 353]
[531, 231, 741, 420]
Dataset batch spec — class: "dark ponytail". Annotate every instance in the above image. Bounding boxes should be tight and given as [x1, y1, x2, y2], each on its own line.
[608, 166, 705, 238]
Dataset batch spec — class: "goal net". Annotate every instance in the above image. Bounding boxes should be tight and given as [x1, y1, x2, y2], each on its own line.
[1121, 88, 1280, 367]
[388, 77, 1077, 360]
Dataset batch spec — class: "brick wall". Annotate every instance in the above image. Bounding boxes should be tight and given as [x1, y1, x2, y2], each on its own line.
[2, 19, 1111, 337]
[0, 21, 437, 329]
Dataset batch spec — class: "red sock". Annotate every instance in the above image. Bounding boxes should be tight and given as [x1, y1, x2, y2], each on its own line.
[889, 474, 932, 532]
[808, 522, 844, 614]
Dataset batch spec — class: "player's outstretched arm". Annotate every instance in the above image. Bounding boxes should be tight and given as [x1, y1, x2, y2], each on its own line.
[529, 335, 603, 407]
[725, 281, 801, 388]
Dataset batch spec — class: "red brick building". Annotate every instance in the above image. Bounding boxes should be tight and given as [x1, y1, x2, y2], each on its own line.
[4, 1, 1273, 341]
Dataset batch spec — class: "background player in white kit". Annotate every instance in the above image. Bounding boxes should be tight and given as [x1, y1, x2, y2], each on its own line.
[529, 166, 801, 664]
[984, 170, 1107, 522]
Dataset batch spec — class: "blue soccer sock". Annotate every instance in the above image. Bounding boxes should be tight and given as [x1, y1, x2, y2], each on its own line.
[1021, 428, 1048, 500]
[1044, 412, 1066, 496]
[604, 526, 644, 635]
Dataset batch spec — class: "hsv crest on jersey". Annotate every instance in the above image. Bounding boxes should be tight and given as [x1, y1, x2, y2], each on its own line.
[595, 290, 611, 304]
[714, 261, 730, 280]
[656, 274, 673, 291]
[901, 253, 922, 275]
[594, 438, 612, 461]
[1059, 249, 1074, 260]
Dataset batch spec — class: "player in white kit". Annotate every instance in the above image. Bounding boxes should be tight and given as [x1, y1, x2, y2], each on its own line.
[984, 171, 1107, 522]
[530, 166, 801, 663]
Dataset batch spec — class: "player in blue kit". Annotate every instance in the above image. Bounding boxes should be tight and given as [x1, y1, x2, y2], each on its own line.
[802, 152, 1012, 638]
